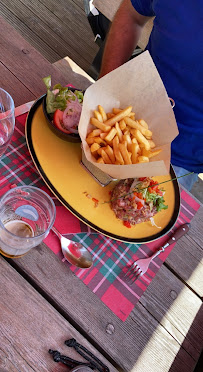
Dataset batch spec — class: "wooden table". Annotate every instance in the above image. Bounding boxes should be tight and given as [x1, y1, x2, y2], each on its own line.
[0, 16, 203, 372]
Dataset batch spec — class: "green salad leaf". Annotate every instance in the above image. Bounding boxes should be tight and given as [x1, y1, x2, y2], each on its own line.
[145, 190, 168, 212]
[74, 90, 83, 103]
[42, 75, 84, 114]
[135, 182, 168, 212]
[156, 197, 168, 212]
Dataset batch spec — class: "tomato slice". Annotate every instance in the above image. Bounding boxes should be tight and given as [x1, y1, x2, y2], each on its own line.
[53, 109, 70, 134]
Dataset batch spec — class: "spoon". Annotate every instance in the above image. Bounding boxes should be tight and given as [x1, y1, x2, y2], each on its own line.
[52, 226, 93, 269]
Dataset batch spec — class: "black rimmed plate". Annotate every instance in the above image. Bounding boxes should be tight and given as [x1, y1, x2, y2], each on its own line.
[26, 96, 180, 244]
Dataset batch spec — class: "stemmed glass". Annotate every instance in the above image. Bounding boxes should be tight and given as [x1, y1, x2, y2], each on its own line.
[0, 88, 15, 158]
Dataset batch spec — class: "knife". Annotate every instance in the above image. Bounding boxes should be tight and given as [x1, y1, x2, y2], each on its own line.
[14, 100, 35, 117]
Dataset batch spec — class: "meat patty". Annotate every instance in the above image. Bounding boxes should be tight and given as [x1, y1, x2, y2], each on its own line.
[110, 178, 157, 225]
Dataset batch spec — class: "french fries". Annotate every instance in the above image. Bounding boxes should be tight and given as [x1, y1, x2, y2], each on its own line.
[105, 145, 116, 163]
[98, 105, 107, 121]
[100, 149, 112, 164]
[113, 136, 124, 165]
[90, 143, 100, 153]
[85, 105, 161, 164]
[138, 156, 149, 163]
[104, 106, 133, 127]
[118, 143, 132, 164]
[124, 117, 152, 138]
[105, 127, 117, 142]
[130, 129, 151, 151]
[94, 110, 103, 122]
[131, 143, 140, 164]
[87, 129, 102, 138]
[90, 117, 111, 132]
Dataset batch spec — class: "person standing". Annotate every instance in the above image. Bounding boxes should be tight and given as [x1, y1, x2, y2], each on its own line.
[99, 0, 203, 190]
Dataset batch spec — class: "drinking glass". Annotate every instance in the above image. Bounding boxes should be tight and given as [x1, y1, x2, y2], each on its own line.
[0, 186, 56, 258]
[0, 88, 15, 158]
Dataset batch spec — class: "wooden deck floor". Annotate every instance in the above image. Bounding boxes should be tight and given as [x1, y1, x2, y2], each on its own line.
[0, 0, 99, 73]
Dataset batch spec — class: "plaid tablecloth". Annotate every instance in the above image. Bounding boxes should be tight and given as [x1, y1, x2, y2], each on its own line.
[0, 113, 200, 321]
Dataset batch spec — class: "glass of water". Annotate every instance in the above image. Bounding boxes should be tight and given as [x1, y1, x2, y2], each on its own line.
[0, 186, 56, 258]
[0, 88, 15, 158]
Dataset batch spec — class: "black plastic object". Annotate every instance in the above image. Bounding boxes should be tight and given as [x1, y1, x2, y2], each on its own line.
[84, 0, 110, 46]
[49, 349, 93, 369]
[65, 338, 109, 372]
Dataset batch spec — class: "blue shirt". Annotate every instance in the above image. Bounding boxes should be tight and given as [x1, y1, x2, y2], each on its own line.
[131, 0, 203, 173]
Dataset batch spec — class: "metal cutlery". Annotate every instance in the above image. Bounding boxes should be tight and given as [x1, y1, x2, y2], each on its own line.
[52, 226, 93, 268]
[125, 223, 190, 285]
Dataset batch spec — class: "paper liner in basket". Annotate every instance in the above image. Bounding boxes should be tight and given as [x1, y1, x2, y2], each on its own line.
[78, 51, 179, 179]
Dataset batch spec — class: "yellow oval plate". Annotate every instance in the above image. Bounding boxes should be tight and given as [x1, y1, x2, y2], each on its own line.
[25, 96, 180, 243]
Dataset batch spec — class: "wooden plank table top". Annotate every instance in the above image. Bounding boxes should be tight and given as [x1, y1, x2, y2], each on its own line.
[1, 16, 203, 372]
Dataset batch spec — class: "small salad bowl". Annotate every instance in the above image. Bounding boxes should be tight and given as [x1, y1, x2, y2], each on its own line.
[42, 77, 84, 143]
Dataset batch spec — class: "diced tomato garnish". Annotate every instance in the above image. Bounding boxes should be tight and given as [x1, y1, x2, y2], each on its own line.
[148, 187, 156, 194]
[137, 202, 143, 210]
[137, 192, 143, 199]
[149, 180, 159, 188]
[139, 177, 147, 181]
[152, 185, 159, 192]
[123, 221, 131, 228]
[92, 197, 99, 208]
[150, 180, 158, 185]
[53, 109, 71, 134]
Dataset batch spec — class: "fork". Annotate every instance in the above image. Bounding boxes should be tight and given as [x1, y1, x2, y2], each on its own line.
[125, 223, 190, 285]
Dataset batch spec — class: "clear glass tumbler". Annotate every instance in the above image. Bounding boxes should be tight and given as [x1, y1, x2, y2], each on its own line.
[0, 88, 15, 158]
[0, 186, 56, 258]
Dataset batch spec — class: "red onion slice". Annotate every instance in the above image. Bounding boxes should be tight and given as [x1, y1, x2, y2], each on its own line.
[62, 101, 82, 132]
[68, 127, 79, 134]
